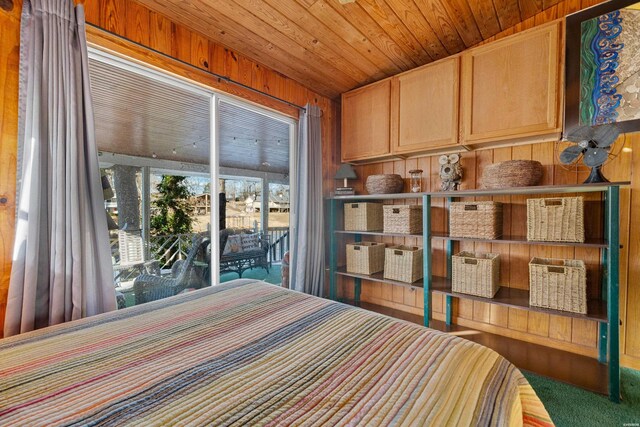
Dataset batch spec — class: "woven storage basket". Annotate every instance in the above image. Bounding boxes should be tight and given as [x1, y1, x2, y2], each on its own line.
[526, 197, 584, 242]
[344, 202, 383, 231]
[383, 246, 423, 283]
[365, 174, 404, 194]
[346, 242, 385, 275]
[383, 205, 423, 234]
[481, 160, 543, 189]
[529, 257, 587, 314]
[450, 201, 503, 239]
[452, 252, 500, 298]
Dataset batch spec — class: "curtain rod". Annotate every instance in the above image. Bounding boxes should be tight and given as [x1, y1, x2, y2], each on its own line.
[85, 23, 307, 112]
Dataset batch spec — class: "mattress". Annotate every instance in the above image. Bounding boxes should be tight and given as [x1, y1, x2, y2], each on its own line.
[0, 279, 552, 426]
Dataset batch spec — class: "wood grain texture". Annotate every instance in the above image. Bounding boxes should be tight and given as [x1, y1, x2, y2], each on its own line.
[0, 0, 339, 337]
[120, 0, 565, 97]
[335, 133, 633, 361]
[461, 20, 563, 145]
[391, 56, 460, 154]
[341, 80, 391, 161]
[0, 4, 20, 337]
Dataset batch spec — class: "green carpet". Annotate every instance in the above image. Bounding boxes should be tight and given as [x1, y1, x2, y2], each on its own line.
[524, 368, 640, 426]
[219, 263, 282, 285]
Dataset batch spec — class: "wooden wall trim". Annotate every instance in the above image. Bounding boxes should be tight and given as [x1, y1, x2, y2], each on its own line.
[0, 3, 21, 338]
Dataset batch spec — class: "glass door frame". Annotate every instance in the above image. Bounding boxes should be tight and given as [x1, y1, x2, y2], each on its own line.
[89, 47, 298, 288]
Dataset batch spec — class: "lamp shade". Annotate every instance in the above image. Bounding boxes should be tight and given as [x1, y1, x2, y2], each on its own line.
[334, 163, 357, 180]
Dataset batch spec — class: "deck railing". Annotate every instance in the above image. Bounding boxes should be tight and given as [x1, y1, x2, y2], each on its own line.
[267, 227, 289, 263]
[110, 226, 290, 270]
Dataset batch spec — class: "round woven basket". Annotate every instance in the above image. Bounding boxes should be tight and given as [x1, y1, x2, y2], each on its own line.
[481, 160, 544, 189]
[365, 174, 404, 194]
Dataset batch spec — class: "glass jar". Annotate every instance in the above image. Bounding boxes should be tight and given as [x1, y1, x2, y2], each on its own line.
[409, 169, 423, 193]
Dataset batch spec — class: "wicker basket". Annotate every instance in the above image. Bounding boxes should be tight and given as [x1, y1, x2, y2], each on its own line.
[481, 160, 544, 189]
[527, 197, 584, 242]
[383, 205, 423, 234]
[452, 252, 500, 298]
[365, 174, 404, 194]
[384, 246, 423, 283]
[529, 257, 587, 314]
[344, 202, 383, 231]
[450, 201, 503, 239]
[346, 242, 385, 275]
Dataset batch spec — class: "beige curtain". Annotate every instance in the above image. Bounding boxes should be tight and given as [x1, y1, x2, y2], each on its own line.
[4, 0, 115, 336]
[290, 104, 324, 296]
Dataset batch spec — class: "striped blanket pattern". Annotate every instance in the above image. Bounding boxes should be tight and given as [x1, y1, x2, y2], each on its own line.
[0, 280, 552, 426]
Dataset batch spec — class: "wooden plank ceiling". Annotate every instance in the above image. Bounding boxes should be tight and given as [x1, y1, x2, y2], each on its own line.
[131, 0, 564, 98]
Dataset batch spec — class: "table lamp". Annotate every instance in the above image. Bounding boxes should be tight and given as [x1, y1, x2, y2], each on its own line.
[334, 163, 357, 195]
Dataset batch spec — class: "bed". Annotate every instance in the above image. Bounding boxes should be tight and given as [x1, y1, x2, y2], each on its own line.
[0, 279, 552, 426]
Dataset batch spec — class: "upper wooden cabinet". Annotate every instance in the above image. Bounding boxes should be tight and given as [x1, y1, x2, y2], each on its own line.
[461, 21, 563, 145]
[392, 56, 460, 155]
[341, 20, 564, 161]
[341, 80, 391, 162]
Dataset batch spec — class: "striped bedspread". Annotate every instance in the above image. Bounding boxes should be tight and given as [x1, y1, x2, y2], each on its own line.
[0, 280, 552, 426]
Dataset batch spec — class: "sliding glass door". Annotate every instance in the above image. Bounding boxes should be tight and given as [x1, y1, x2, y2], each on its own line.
[90, 48, 297, 307]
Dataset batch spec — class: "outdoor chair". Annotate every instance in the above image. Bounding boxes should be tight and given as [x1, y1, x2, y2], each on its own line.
[219, 228, 270, 278]
[113, 228, 160, 292]
[133, 235, 210, 305]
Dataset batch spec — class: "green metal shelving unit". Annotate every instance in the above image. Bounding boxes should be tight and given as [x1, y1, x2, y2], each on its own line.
[328, 182, 627, 402]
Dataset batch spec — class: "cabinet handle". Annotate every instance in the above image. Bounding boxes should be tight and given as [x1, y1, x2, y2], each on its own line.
[543, 199, 563, 207]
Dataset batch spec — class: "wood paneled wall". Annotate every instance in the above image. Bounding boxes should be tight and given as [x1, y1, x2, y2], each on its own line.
[0, 0, 340, 336]
[335, 0, 640, 368]
[0, 2, 20, 339]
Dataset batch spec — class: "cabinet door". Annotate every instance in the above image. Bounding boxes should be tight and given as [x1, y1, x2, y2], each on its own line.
[341, 80, 391, 162]
[392, 56, 460, 154]
[461, 21, 562, 144]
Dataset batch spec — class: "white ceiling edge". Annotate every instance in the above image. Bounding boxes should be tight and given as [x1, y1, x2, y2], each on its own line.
[99, 152, 289, 184]
[87, 46, 300, 126]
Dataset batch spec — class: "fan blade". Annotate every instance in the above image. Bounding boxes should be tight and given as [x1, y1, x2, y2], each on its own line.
[565, 126, 594, 142]
[559, 145, 584, 164]
[592, 124, 620, 147]
[583, 147, 609, 167]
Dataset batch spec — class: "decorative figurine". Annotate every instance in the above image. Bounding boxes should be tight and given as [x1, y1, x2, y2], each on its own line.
[439, 154, 462, 191]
